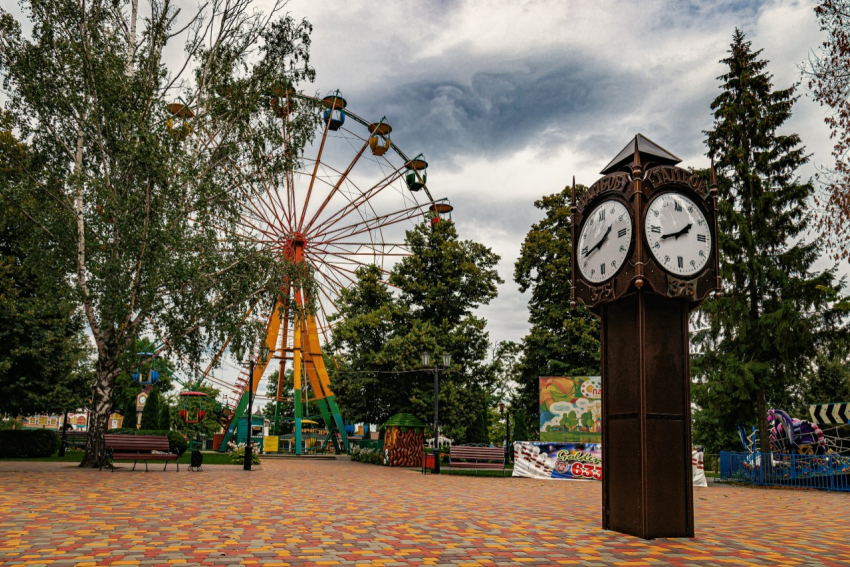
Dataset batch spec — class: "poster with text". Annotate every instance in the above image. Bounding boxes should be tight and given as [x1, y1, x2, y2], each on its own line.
[513, 441, 602, 480]
[540, 376, 601, 442]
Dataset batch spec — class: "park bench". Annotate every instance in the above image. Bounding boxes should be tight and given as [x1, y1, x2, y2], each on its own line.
[448, 445, 506, 476]
[64, 431, 88, 450]
[101, 434, 179, 472]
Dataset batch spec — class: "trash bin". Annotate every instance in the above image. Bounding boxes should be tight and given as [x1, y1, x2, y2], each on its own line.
[423, 451, 435, 470]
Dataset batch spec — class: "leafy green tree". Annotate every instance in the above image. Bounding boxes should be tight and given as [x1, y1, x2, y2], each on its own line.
[0, 120, 92, 416]
[139, 388, 162, 430]
[694, 29, 847, 454]
[331, 220, 502, 442]
[0, 0, 318, 466]
[513, 186, 601, 434]
[580, 411, 593, 430]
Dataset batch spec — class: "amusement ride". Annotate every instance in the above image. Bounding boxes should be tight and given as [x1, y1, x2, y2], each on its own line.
[144, 88, 452, 454]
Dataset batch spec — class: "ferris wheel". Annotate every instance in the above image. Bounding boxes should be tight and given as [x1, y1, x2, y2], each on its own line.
[176, 89, 453, 453]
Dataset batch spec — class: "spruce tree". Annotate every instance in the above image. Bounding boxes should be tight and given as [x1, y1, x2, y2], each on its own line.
[159, 401, 171, 431]
[695, 29, 844, 454]
[139, 389, 162, 431]
[122, 396, 138, 430]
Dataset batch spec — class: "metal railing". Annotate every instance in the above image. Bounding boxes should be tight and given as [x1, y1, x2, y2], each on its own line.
[351, 439, 383, 452]
[719, 451, 850, 492]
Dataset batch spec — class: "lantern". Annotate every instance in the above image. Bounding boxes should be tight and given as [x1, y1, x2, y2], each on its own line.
[321, 91, 347, 131]
[166, 103, 194, 141]
[368, 120, 392, 156]
[429, 200, 453, 224]
[179, 391, 209, 425]
[404, 157, 428, 192]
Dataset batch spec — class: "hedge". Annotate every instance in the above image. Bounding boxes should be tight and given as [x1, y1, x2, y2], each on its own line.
[107, 429, 188, 455]
[0, 430, 60, 458]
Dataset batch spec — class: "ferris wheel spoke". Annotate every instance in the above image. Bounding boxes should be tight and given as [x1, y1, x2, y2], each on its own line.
[308, 165, 407, 237]
[302, 139, 370, 235]
[244, 121, 293, 229]
[312, 249, 394, 274]
[224, 162, 288, 235]
[320, 259, 398, 289]
[314, 203, 429, 243]
[298, 104, 335, 232]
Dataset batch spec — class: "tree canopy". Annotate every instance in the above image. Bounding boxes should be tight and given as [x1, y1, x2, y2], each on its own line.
[330, 219, 502, 443]
[694, 29, 847, 453]
[512, 185, 601, 437]
[0, 0, 318, 465]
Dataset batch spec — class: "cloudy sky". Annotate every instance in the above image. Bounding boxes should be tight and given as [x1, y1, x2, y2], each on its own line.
[270, 0, 833, 347]
[6, 0, 835, 401]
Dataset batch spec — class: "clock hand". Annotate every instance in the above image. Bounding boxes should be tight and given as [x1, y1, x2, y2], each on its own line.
[584, 224, 612, 257]
[661, 223, 692, 240]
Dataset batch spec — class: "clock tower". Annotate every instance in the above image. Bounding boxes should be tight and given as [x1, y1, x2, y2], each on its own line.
[571, 134, 720, 539]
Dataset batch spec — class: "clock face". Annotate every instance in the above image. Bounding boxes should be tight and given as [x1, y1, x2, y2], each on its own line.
[578, 200, 633, 284]
[644, 192, 712, 277]
[138, 395, 147, 405]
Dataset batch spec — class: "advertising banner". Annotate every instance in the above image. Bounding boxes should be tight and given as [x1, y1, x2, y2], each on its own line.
[539, 376, 601, 442]
[513, 441, 709, 486]
[513, 441, 602, 481]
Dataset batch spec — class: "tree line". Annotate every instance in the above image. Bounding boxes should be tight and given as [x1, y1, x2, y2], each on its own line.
[3, 1, 850, 460]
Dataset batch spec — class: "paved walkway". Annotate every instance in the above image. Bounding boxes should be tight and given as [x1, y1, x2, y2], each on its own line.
[0, 459, 848, 567]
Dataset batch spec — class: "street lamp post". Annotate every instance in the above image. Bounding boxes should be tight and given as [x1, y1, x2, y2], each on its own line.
[422, 351, 451, 474]
[234, 343, 270, 471]
[499, 402, 512, 464]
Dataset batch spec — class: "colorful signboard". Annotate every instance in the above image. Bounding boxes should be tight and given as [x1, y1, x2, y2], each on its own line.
[513, 441, 708, 486]
[513, 441, 602, 480]
[539, 376, 601, 442]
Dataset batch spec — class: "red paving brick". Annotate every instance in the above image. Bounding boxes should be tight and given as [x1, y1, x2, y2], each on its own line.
[0, 458, 848, 566]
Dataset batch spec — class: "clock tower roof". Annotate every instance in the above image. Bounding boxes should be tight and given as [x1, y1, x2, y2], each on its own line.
[601, 134, 681, 175]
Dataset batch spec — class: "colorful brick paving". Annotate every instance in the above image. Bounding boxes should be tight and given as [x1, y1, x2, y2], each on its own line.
[1, 458, 848, 567]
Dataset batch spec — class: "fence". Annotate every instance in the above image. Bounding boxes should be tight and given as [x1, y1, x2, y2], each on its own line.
[351, 438, 384, 453]
[719, 451, 850, 492]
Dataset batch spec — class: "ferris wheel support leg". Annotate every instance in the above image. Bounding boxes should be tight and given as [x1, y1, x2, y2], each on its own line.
[303, 355, 341, 453]
[304, 315, 351, 452]
[217, 297, 284, 452]
[293, 315, 303, 455]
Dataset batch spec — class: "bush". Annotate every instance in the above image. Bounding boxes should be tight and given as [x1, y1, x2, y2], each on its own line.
[229, 443, 261, 465]
[350, 445, 383, 465]
[0, 429, 60, 458]
[107, 428, 188, 456]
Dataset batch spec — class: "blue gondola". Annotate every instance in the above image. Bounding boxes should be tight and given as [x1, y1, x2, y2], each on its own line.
[321, 91, 347, 131]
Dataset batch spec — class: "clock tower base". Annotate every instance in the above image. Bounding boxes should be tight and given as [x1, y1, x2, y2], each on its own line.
[601, 290, 694, 539]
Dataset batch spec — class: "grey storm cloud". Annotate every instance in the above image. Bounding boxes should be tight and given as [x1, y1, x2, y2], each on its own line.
[358, 59, 647, 169]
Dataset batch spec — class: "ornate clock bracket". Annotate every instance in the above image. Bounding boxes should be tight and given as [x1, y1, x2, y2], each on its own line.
[667, 276, 698, 301]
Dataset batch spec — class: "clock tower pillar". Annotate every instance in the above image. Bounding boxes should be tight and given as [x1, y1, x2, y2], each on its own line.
[571, 135, 720, 539]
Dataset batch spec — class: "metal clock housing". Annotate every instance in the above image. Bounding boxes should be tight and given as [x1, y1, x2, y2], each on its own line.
[578, 199, 634, 284]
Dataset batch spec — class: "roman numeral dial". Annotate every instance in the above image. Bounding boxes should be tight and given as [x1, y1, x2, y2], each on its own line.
[644, 193, 711, 277]
[578, 200, 633, 284]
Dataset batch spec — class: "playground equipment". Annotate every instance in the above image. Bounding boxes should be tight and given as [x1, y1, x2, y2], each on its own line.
[737, 406, 849, 456]
[726, 405, 850, 491]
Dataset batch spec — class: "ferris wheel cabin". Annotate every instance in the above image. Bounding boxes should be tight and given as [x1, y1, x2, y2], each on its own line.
[321, 92, 347, 131]
[368, 120, 392, 156]
[405, 157, 428, 191]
